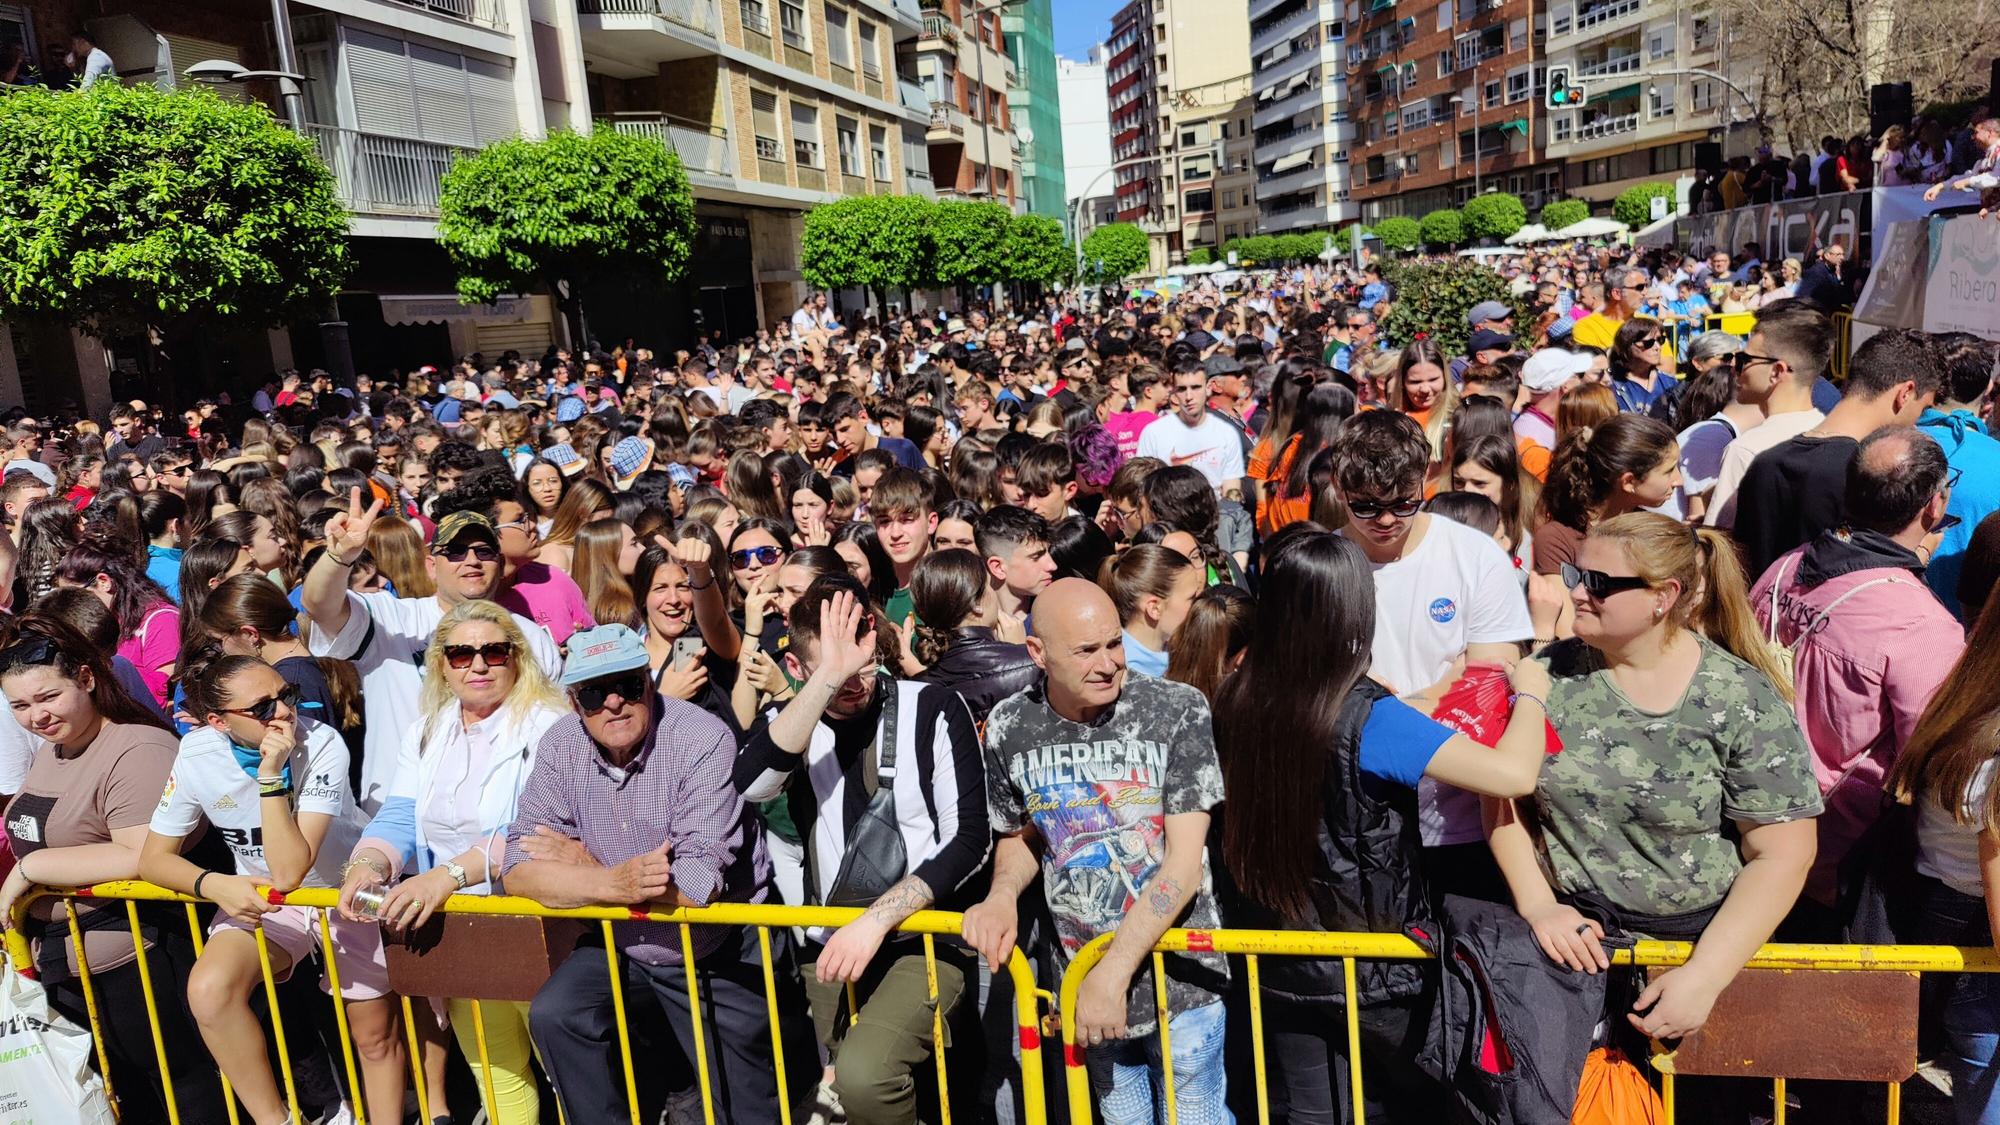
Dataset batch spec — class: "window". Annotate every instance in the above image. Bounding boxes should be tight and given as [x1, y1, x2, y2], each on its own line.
[752, 90, 782, 159]
[1404, 152, 1420, 173]
[790, 100, 820, 165]
[1509, 18, 1527, 50]
[779, 0, 808, 49]
[869, 125, 889, 179]
[344, 28, 517, 147]
[1225, 224, 1239, 240]
[1181, 128, 1197, 146]
[1553, 114, 1572, 141]
[1186, 188, 1214, 212]
[837, 116, 861, 174]
[1690, 80, 1716, 112]
[739, 0, 769, 35]
[1437, 1, 1452, 29]
[1648, 82, 1674, 118]
[859, 22, 880, 78]
[1438, 50, 1453, 77]
[1506, 69, 1529, 103]
[1484, 79, 1501, 108]
[825, 6, 852, 68]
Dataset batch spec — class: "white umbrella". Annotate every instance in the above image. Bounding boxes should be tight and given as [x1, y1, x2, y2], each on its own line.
[1504, 223, 1550, 245]
[1552, 216, 1630, 240]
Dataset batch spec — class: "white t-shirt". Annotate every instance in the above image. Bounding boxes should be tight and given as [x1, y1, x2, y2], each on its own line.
[1134, 413, 1248, 491]
[1350, 514, 1534, 846]
[150, 717, 358, 888]
[1703, 409, 1825, 530]
[1917, 756, 1997, 898]
[308, 591, 561, 813]
[0, 690, 40, 796]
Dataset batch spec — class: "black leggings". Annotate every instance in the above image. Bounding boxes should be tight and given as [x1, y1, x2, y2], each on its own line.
[1264, 994, 1445, 1125]
[46, 933, 231, 1125]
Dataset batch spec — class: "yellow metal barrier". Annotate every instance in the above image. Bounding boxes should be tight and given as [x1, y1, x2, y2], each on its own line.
[1057, 926, 2000, 1125]
[4, 881, 1050, 1125]
[1832, 310, 1854, 382]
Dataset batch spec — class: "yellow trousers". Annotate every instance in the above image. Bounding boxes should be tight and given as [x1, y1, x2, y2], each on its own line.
[446, 998, 539, 1125]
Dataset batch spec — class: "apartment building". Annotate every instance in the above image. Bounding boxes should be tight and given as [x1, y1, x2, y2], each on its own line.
[1174, 77, 1259, 255]
[1002, 0, 1064, 221]
[1105, 0, 1159, 226]
[1540, 0, 1735, 203]
[1249, 0, 1354, 233]
[1058, 48, 1115, 238]
[0, 0, 580, 415]
[910, 0, 1020, 208]
[1344, 0, 1562, 223]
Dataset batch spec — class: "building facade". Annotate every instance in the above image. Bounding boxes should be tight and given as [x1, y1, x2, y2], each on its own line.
[1001, 0, 1064, 221]
[911, 0, 1021, 208]
[1249, 0, 1355, 233]
[1171, 76, 1259, 256]
[1057, 47, 1115, 238]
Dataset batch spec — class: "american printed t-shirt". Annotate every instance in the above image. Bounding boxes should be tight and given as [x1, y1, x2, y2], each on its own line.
[1347, 514, 1534, 846]
[1134, 413, 1247, 491]
[985, 673, 1227, 1032]
[150, 717, 359, 889]
[4, 722, 177, 976]
[1532, 637, 1821, 921]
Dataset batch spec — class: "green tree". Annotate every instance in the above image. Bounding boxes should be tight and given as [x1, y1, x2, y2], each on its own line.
[1613, 182, 1677, 227]
[1186, 247, 1214, 266]
[1376, 260, 1519, 356]
[924, 199, 1012, 292]
[801, 195, 938, 312]
[440, 128, 695, 348]
[1373, 216, 1421, 252]
[1335, 224, 1371, 252]
[0, 82, 349, 337]
[1419, 209, 1465, 248]
[1080, 222, 1149, 283]
[1462, 193, 1528, 241]
[1002, 212, 1073, 286]
[1539, 198, 1589, 232]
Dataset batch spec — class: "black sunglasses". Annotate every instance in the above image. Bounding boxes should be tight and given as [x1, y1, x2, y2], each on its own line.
[575, 672, 651, 714]
[1635, 336, 1662, 348]
[1732, 351, 1783, 370]
[222, 684, 302, 723]
[443, 642, 514, 670]
[731, 545, 783, 569]
[1347, 496, 1424, 520]
[0, 636, 58, 673]
[1560, 562, 1652, 600]
[434, 543, 501, 563]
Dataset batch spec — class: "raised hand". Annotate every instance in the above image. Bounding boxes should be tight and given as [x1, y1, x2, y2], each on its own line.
[324, 486, 384, 565]
[812, 591, 878, 686]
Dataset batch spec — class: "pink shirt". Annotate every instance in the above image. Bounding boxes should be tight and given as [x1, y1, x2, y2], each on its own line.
[1104, 410, 1159, 460]
[496, 563, 596, 647]
[117, 602, 180, 710]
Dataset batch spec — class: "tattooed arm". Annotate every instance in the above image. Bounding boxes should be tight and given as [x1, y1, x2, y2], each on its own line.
[812, 874, 935, 984]
[1071, 810, 1211, 1044]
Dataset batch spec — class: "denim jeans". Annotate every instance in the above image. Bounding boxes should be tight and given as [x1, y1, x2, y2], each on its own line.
[1914, 879, 2000, 1125]
[1085, 1000, 1233, 1125]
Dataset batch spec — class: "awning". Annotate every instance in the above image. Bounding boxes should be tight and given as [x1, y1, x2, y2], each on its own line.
[378, 294, 537, 327]
[1588, 83, 1640, 105]
[1285, 70, 1311, 93]
[1270, 149, 1314, 174]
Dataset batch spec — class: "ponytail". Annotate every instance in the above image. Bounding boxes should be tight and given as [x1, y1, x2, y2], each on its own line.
[1691, 527, 1794, 703]
[1100, 545, 1196, 626]
[1537, 415, 1676, 532]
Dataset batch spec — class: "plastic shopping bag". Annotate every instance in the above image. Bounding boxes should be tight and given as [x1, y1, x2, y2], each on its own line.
[0, 966, 116, 1125]
[1433, 662, 1563, 755]
[1572, 1047, 1664, 1125]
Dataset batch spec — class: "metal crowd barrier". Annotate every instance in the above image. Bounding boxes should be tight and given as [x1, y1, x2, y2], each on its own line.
[1058, 926, 2000, 1125]
[3, 881, 1049, 1125]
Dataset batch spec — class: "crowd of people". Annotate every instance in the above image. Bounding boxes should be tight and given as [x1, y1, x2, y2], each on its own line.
[1, 223, 1998, 1125]
[1681, 104, 2000, 210]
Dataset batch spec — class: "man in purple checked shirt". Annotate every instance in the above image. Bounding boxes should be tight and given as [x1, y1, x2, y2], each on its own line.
[501, 623, 815, 1123]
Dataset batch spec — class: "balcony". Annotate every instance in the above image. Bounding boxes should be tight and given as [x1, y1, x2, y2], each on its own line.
[1575, 110, 1639, 140]
[1578, 51, 1642, 78]
[307, 124, 470, 218]
[919, 8, 958, 44]
[1564, 0, 1642, 37]
[928, 103, 966, 138]
[607, 114, 734, 177]
[579, 0, 715, 34]
[1250, 0, 1316, 57]
[386, 0, 507, 28]
[1254, 80, 1323, 128]
[1258, 159, 1324, 197]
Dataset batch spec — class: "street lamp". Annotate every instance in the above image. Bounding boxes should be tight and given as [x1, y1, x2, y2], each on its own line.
[1449, 92, 1482, 198]
[184, 59, 310, 132]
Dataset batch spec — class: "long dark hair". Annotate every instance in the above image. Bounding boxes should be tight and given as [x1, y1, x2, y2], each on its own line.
[1166, 584, 1254, 702]
[1280, 382, 1357, 499]
[53, 538, 173, 641]
[1450, 432, 1532, 550]
[1891, 597, 2000, 830]
[909, 549, 987, 666]
[1215, 526, 1376, 921]
[0, 613, 172, 734]
[1538, 413, 1676, 531]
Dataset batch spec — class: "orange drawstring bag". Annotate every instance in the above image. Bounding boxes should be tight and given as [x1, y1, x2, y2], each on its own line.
[1572, 1047, 1664, 1125]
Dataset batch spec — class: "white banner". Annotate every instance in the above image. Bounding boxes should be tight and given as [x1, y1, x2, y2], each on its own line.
[1921, 216, 2000, 341]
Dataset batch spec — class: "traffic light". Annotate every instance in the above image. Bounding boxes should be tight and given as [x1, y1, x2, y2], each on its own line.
[1545, 65, 1584, 109]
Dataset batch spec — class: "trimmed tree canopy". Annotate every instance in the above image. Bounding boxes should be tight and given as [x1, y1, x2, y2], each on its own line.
[1002, 212, 1073, 286]
[1373, 216, 1421, 252]
[1186, 247, 1213, 266]
[925, 199, 1012, 288]
[440, 128, 695, 340]
[1419, 209, 1465, 247]
[0, 82, 350, 334]
[1613, 182, 1676, 227]
[1462, 193, 1528, 240]
[1080, 222, 1149, 283]
[1539, 199, 1589, 231]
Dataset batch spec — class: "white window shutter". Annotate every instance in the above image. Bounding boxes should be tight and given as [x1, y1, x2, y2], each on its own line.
[345, 29, 419, 138]
[409, 42, 474, 147]
[466, 56, 515, 145]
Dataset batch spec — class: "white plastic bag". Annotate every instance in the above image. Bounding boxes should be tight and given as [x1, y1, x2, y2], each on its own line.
[0, 967, 116, 1124]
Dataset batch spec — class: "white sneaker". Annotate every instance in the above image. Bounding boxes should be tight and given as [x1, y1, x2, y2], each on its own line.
[1917, 1060, 1954, 1096]
[803, 1079, 846, 1125]
[663, 1087, 706, 1125]
[317, 1105, 357, 1125]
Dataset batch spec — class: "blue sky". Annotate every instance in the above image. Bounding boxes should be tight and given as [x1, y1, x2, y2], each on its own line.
[1052, 0, 1122, 59]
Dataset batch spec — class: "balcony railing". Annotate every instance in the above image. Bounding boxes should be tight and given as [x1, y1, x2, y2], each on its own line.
[929, 103, 966, 134]
[920, 10, 958, 43]
[608, 115, 734, 175]
[739, 0, 770, 34]
[1578, 52, 1641, 77]
[905, 168, 937, 198]
[580, 0, 716, 31]
[1572, 0, 1642, 34]
[306, 124, 470, 218]
[1576, 110, 1640, 140]
[387, 0, 507, 28]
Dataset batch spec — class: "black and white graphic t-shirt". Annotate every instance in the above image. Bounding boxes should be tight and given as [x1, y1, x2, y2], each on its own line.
[150, 717, 358, 888]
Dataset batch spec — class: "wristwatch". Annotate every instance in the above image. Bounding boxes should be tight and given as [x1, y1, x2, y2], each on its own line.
[441, 860, 468, 890]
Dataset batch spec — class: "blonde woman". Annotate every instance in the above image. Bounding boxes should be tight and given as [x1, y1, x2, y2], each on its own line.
[365, 516, 435, 599]
[337, 600, 568, 1125]
[1387, 338, 1459, 484]
[535, 478, 614, 572]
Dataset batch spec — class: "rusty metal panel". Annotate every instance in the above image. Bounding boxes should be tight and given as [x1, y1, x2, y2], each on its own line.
[384, 915, 588, 1002]
[1655, 967, 1919, 1083]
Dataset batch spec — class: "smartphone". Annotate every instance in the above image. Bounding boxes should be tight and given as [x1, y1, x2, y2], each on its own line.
[671, 634, 707, 668]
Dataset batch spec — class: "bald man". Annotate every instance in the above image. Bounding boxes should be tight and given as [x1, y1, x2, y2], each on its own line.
[965, 578, 1233, 1121]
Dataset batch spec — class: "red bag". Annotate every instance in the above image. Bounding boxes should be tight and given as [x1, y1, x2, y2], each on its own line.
[1572, 1047, 1664, 1125]
[1432, 663, 1562, 756]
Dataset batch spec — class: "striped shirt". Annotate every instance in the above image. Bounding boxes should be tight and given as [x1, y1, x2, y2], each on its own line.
[502, 701, 768, 966]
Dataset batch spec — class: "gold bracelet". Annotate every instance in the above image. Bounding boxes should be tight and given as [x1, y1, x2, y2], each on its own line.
[341, 857, 389, 883]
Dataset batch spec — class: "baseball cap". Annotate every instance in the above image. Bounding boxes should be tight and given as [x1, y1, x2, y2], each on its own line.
[434, 510, 501, 551]
[1520, 348, 1591, 393]
[553, 395, 585, 423]
[609, 436, 653, 489]
[560, 624, 651, 687]
[1466, 329, 1515, 355]
[1466, 301, 1515, 327]
[3, 460, 55, 488]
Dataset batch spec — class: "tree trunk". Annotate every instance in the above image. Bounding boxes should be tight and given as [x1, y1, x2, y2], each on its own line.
[553, 278, 588, 353]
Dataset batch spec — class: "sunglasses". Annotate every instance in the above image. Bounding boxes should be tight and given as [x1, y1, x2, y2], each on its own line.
[1347, 496, 1424, 520]
[1635, 336, 1662, 348]
[1732, 351, 1783, 370]
[1560, 562, 1652, 600]
[575, 672, 650, 714]
[434, 543, 501, 563]
[0, 635, 58, 673]
[444, 642, 515, 669]
[731, 545, 783, 569]
[222, 684, 302, 723]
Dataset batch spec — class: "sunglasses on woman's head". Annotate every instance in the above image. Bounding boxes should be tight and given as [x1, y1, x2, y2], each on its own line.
[575, 672, 650, 714]
[731, 545, 783, 569]
[434, 543, 501, 563]
[444, 642, 514, 669]
[223, 684, 302, 723]
[1560, 562, 1651, 600]
[0, 636, 58, 675]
